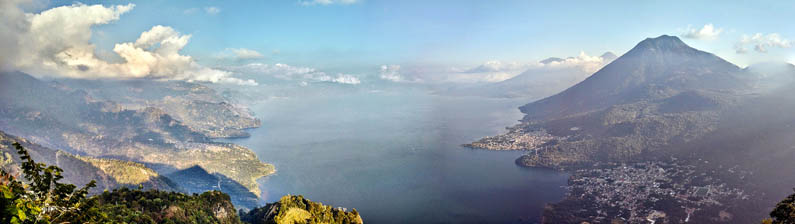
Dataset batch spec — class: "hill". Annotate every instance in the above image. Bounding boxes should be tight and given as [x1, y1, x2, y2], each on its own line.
[0, 130, 177, 193]
[0, 143, 361, 224]
[241, 195, 363, 224]
[0, 71, 274, 208]
[55, 79, 261, 138]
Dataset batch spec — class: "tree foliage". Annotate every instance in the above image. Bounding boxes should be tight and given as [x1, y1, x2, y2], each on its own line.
[764, 191, 795, 224]
[0, 142, 96, 224]
[1, 142, 362, 224]
[240, 195, 362, 224]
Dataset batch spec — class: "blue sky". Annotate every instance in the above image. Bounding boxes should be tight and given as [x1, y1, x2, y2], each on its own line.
[7, 0, 795, 84]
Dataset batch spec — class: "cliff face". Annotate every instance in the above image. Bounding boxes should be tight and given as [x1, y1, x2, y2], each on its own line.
[0, 71, 273, 209]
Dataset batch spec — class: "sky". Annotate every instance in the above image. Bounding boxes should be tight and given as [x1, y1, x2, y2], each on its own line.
[2, 0, 794, 85]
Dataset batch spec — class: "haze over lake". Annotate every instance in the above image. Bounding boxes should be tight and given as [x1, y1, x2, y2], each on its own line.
[223, 85, 569, 223]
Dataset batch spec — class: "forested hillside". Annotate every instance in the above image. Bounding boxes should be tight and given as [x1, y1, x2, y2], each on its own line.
[0, 143, 362, 224]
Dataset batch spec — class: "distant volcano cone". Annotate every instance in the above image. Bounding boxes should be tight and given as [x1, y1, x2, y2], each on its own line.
[520, 35, 746, 120]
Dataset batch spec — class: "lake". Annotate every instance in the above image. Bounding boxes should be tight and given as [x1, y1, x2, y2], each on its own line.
[223, 84, 569, 224]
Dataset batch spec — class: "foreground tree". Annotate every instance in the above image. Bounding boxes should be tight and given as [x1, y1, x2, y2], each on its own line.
[764, 190, 795, 224]
[1, 142, 361, 224]
[0, 142, 97, 224]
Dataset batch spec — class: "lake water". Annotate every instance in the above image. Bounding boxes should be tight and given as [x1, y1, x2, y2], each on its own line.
[224, 84, 569, 224]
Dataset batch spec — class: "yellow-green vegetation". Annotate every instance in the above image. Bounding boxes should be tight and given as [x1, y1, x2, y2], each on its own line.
[280, 208, 313, 224]
[89, 188, 242, 224]
[1, 143, 362, 224]
[77, 155, 160, 185]
[0, 142, 96, 224]
[240, 195, 363, 224]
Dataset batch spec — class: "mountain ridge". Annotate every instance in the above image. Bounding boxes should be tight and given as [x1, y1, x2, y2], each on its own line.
[0, 71, 273, 209]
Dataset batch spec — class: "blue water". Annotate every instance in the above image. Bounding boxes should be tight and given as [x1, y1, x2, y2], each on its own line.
[224, 85, 569, 224]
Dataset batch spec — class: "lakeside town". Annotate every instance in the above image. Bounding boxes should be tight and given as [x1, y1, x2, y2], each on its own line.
[549, 160, 751, 223]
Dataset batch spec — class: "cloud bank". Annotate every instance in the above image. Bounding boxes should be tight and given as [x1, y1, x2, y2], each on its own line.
[228, 63, 361, 85]
[377, 65, 420, 83]
[380, 51, 615, 84]
[0, 2, 256, 85]
[735, 33, 792, 54]
[682, 24, 722, 40]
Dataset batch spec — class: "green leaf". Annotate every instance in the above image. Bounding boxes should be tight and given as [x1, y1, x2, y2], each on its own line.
[16, 208, 26, 221]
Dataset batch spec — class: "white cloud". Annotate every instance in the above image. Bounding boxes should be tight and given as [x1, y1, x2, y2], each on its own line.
[463, 60, 527, 73]
[232, 48, 264, 59]
[379, 65, 404, 82]
[377, 64, 424, 83]
[228, 63, 361, 85]
[439, 51, 615, 83]
[0, 0, 30, 70]
[316, 73, 361, 84]
[540, 51, 611, 74]
[682, 24, 722, 40]
[735, 33, 792, 54]
[183, 6, 220, 15]
[204, 6, 220, 15]
[216, 48, 265, 60]
[0, 2, 255, 85]
[300, 0, 358, 6]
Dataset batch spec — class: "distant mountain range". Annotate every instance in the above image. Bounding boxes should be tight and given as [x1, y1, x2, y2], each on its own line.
[55, 79, 261, 138]
[0, 71, 273, 208]
[469, 35, 795, 222]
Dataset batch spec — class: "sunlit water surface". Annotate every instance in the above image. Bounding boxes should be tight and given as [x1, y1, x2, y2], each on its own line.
[223, 85, 568, 224]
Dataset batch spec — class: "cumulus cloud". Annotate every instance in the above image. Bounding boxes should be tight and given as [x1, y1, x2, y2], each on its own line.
[228, 63, 361, 85]
[300, 0, 358, 6]
[0, 0, 30, 70]
[682, 24, 722, 40]
[0, 2, 255, 85]
[539, 51, 611, 74]
[735, 33, 792, 54]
